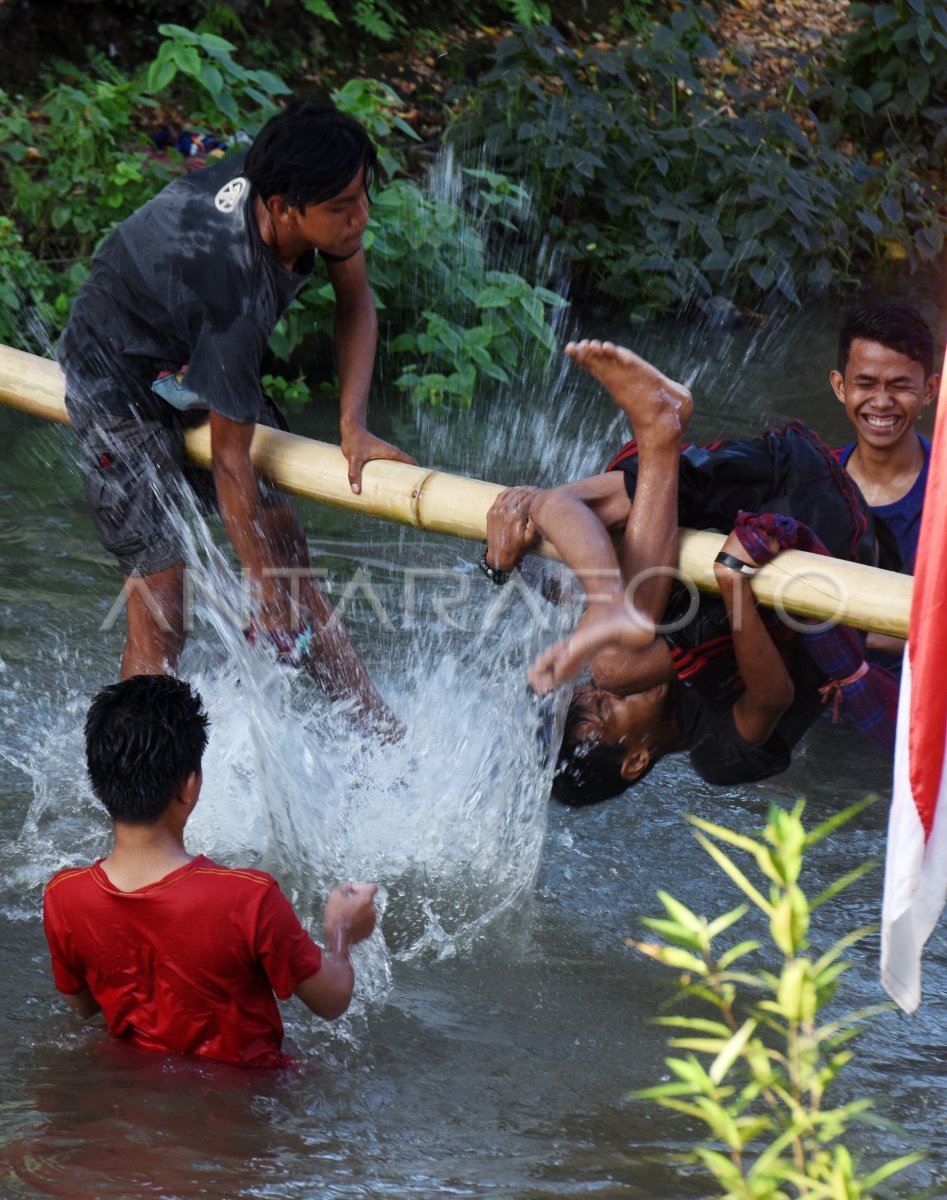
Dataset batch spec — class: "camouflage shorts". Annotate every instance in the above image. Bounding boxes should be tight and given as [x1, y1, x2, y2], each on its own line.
[66, 385, 292, 578]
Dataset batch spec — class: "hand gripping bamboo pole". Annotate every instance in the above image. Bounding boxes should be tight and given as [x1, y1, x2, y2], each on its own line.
[0, 343, 912, 637]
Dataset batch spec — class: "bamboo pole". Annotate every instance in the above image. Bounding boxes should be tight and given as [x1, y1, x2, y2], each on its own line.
[0, 342, 912, 638]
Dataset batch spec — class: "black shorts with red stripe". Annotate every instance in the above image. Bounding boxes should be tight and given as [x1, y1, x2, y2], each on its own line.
[608, 418, 898, 570]
[659, 586, 800, 698]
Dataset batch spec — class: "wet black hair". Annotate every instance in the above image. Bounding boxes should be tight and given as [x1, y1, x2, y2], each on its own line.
[550, 691, 632, 807]
[837, 303, 934, 378]
[244, 99, 378, 211]
[84, 675, 209, 824]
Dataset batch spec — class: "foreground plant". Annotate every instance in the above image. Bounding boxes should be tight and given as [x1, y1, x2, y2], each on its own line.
[629, 798, 922, 1198]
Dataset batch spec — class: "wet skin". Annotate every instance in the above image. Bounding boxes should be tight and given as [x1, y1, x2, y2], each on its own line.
[258, 167, 371, 267]
[292, 169, 370, 258]
[571, 682, 674, 751]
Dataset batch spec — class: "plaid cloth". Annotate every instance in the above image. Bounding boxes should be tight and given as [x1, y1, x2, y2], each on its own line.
[733, 510, 831, 563]
[733, 512, 898, 750]
[804, 619, 899, 750]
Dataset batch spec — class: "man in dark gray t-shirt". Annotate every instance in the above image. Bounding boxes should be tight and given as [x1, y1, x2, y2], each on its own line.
[58, 100, 415, 733]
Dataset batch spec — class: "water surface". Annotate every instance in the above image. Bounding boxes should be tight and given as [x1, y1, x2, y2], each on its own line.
[2, 306, 945, 1198]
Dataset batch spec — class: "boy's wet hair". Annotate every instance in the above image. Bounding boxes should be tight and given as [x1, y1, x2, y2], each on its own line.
[838, 303, 934, 378]
[550, 691, 632, 806]
[85, 675, 209, 824]
[245, 99, 378, 211]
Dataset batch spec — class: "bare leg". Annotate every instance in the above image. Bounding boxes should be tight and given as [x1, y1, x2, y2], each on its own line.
[121, 562, 187, 678]
[257, 502, 400, 736]
[564, 339, 692, 442]
[527, 341, 691, 692]
[566, 338, 691, 619]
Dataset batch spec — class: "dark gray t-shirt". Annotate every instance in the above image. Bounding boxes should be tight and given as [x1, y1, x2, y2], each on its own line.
[671, 661, 823, 786]
[58, 151, 316, 424]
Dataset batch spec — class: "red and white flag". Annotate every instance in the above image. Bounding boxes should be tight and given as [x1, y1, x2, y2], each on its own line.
[881, 358, 947, 1013]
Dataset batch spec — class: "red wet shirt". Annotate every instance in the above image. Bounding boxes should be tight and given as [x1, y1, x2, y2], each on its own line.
[43, 855, 323, 1067]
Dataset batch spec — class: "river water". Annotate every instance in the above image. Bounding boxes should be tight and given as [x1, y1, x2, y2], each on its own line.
[2, 305, 946, 1198]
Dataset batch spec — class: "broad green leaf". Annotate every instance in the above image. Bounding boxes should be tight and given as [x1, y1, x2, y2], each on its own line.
[146, 59, 177, 92]
[171, 44, 202, 77]
[479, 361, 512, 384]
[157, 22, 199, 42]
[196, 32, 237, 53]
[850, 87, 875, 116]
[918, 224, 944, 256]
[881, 193, 904, 224]
[255, 70, 293, 96]
[198, 64, 224, 97]
[476, 285, 513, 309]
[301, 0, 341, 21]
[748, 262, 775, 290]
[907, 72, 930, 106]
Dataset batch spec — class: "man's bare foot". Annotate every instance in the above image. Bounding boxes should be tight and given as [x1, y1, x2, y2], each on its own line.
[527, 604, 654, 694]
[565, 339, 692, 440]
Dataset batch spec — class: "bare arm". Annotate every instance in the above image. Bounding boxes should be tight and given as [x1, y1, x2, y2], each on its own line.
[210, 411, 288, 628]
[294, 883, 378, 1021]
[328, 250, 376, 437]
[866, 633, 906, 657]
[485, 475, 631, 576]
[294, 951, 355, 1021]
[713, 531, 794, 746]
[211, 411, 397, 730]
[490, 482, 662, 692]
[529, 487, 626, 602]
[63, 986, 101, 1019]
[327, 252, 416, 493]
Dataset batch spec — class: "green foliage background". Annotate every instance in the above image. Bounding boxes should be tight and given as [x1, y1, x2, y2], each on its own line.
[0, 21, 566, 406]
[1, 0, 945, 405]
[454, 6, 946, 316]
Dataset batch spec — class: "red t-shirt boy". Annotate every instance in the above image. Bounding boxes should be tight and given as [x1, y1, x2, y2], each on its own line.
[43, 674, 378, 1068]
